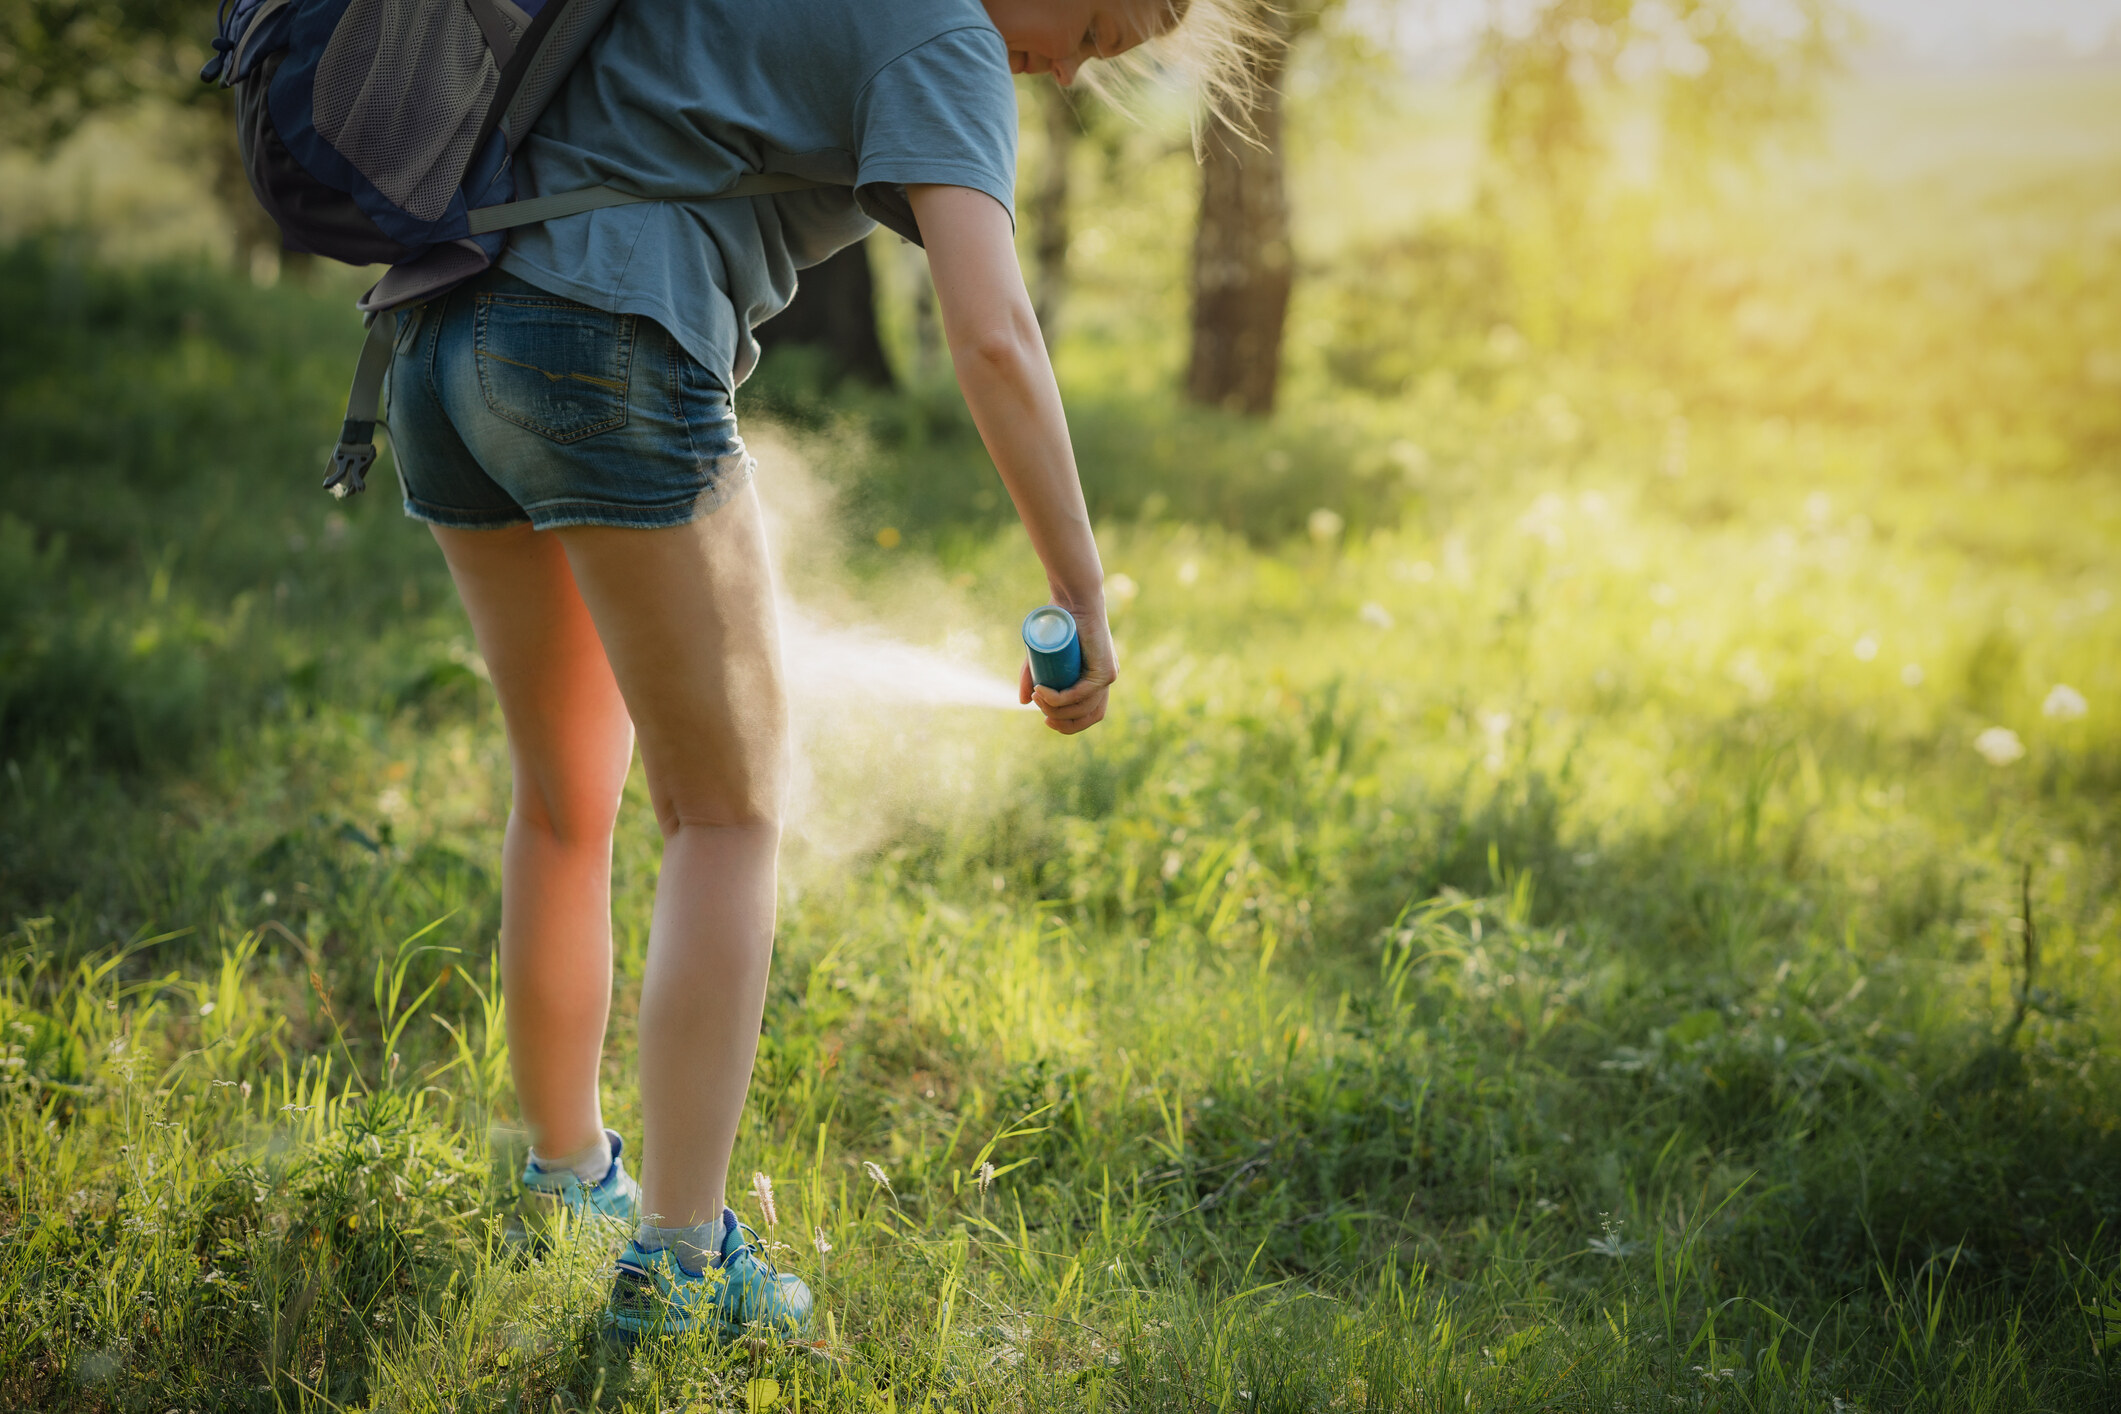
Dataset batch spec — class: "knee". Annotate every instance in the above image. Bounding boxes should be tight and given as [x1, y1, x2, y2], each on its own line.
[650, 787, 783, 846]
[512, 770, 626, 850]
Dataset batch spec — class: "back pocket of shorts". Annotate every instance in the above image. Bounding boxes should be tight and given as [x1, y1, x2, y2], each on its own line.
[474, 294, 635, 443]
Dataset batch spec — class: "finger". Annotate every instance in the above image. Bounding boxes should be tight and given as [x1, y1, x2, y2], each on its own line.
[1035, 695, 1102, 725]
[1038, 693, 1108, 725]
[1019, 660, 1035, 705]
[1034, 674, 1114, 710]
[1045, 705, 1105, 734]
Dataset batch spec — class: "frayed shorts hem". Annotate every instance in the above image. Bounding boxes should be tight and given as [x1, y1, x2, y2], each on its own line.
[400, 459, 753, 533]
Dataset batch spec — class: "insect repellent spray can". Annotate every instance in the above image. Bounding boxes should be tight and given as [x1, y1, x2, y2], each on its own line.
[1022, 604, 1083, 691]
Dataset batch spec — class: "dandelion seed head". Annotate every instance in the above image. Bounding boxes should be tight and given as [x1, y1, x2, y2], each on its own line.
[1973, 726, 2026, 766]
[2043, 683, 2088, 721]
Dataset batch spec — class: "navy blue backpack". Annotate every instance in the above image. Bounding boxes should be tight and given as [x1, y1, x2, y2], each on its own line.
[201, 0, 822, 497]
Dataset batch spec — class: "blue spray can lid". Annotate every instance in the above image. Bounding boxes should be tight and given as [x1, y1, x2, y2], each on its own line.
[1022, 604, 1083, 690]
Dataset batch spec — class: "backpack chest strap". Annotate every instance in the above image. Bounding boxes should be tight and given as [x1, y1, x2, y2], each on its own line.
[465, 174, 831, 235]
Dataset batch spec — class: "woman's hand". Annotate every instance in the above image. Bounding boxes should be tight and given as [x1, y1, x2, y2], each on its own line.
[908, 181, 1118, 735]
[1020, 599, 1116, 733]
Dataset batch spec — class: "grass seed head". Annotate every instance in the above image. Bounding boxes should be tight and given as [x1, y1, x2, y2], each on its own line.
[751, 1170, 778, 1227]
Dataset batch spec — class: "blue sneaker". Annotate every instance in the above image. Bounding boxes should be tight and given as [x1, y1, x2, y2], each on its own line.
[605, 1209, 813, 1343]
[506, 1129, 641, 1251]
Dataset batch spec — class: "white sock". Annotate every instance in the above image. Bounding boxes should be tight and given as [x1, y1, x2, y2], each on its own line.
[635, 1212, 729, 1274]
[529, 1130, 612, 1186]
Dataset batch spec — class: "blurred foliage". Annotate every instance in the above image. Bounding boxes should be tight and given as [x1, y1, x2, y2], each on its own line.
[0, 0, 213, 148]
[1312, 186, 2121, 481]
[1483, 0, 1847, 189]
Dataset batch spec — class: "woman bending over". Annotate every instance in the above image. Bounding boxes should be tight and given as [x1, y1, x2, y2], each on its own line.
[388, 0, 1245, 1342]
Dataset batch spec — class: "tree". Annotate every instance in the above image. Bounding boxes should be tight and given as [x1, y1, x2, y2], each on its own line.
[1183, 2, 1308, 416]
[1181, 0, 1841, 418]
[1029, 81, 1082, 353]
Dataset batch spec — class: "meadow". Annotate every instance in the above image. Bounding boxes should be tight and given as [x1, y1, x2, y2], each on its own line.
[2, 67, 2119, 1412]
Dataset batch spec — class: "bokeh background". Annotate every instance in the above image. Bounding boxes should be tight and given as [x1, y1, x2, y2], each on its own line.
[2, 2, 2118, 1410]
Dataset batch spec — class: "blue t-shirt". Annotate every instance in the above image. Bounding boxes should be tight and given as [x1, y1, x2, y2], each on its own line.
[500, 0, 1018, 393]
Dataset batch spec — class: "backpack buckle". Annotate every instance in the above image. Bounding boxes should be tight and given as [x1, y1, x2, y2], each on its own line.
[324, 430, 378, 498]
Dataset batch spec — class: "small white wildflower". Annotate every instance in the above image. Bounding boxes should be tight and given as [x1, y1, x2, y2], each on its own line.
[751, 1171, 778, 1228]
[1973, 727, 2026, 767]
[2043, 684, 2088, 721]
[976, 1162, 996, 1193]
[812, 1226, 834, 1254]
[1358, 601, 1394, 630]
[240, 1081, 252, 1099]
[863, 1161, 892, 1191]
[1307, 508, 1344, 544]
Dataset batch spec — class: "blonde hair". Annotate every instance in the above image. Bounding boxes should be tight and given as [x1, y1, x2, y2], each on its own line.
[1078, 0, 1281, 137]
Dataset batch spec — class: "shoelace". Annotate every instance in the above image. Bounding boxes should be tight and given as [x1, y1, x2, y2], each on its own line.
[727, 1219, 784, 1278]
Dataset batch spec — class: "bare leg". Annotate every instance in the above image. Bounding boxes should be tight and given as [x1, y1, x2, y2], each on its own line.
[554, 482, 787, 1229]
[430, 523, 634, 1164]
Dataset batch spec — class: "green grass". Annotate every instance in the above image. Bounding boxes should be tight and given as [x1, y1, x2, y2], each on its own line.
[3, 72, 2121, 1412]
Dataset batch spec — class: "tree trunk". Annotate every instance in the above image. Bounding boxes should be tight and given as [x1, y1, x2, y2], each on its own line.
[1185, 14, 1293, 416]
[754, 239, 894, 388]
[1030, 83, 1077, 353]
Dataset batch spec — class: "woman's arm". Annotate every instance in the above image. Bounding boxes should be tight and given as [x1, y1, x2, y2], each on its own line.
[906, 182, 1115, 734]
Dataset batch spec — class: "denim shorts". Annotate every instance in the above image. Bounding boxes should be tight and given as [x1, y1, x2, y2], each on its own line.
[386, 267, 751, 531]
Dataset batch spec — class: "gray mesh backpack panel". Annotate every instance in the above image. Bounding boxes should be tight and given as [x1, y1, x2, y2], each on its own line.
[500, 0, 623, 150]
[312, 0, 513, 222]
